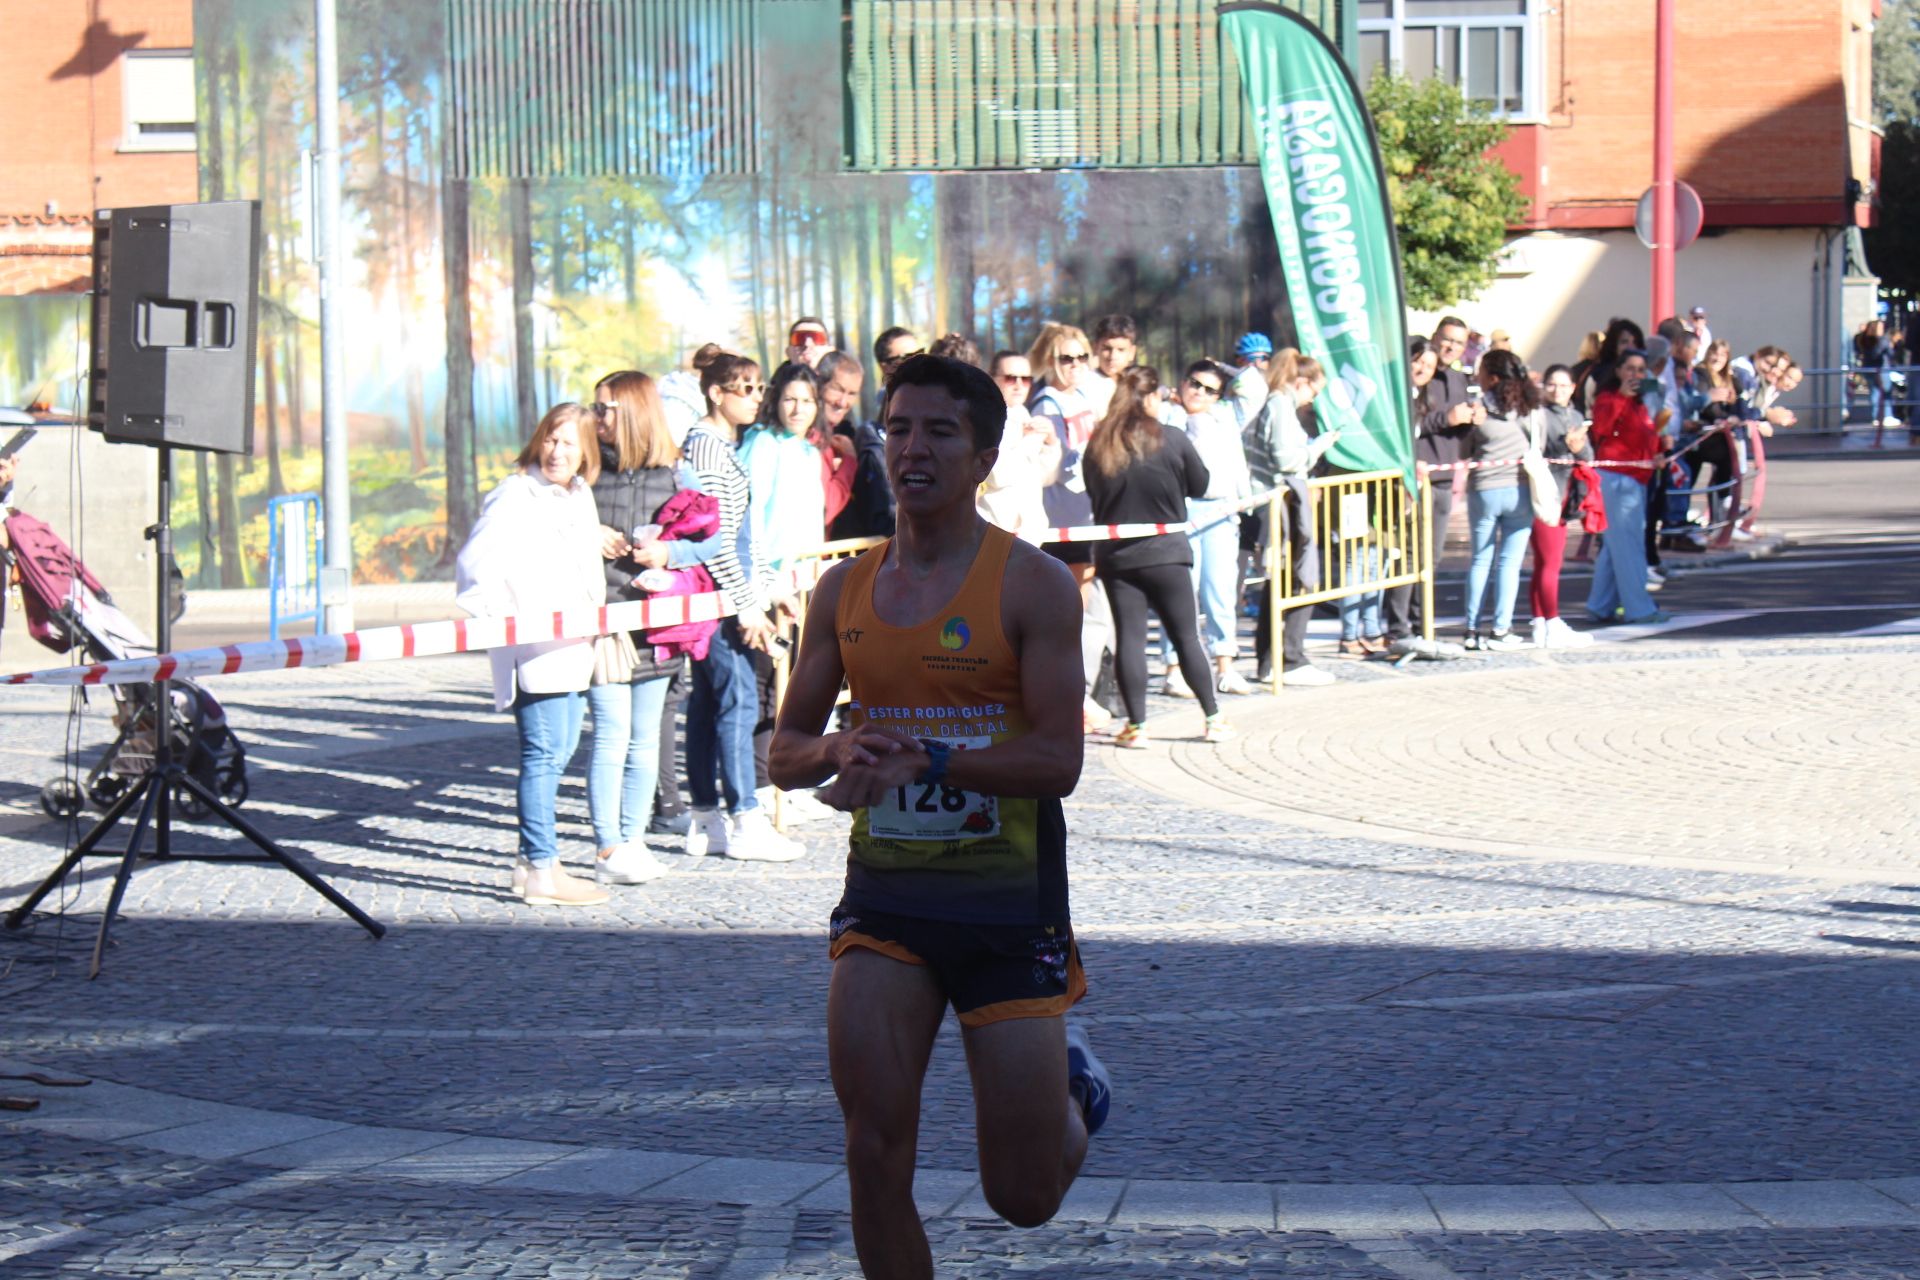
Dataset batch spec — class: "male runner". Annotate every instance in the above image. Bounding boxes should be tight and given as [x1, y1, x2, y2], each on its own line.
[771, 354, 1109, 1280]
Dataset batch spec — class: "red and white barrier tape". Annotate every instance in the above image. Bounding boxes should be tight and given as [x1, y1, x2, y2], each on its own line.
[4, 497, 1292, 689]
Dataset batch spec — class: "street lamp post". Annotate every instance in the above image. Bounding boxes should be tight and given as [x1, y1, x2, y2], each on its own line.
[1651, 0, 1677, 327]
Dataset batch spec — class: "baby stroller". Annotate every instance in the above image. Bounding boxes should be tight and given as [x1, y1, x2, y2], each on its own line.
[2, 509, 248, 819]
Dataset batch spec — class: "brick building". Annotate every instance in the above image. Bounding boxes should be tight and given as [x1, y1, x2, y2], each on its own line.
[1374, 0, 1881, 389]
[0, 0, 195, 642]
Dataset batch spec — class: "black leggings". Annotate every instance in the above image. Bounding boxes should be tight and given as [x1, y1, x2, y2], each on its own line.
[1102, 562, 1219, 724]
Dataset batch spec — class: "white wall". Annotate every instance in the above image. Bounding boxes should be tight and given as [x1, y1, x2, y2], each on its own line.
[2, 428, 161, 674]
[1407, 227, 1841, 386]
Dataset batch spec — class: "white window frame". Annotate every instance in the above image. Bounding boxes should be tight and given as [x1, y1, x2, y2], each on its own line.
[121, 49, 197, 154]
[1357, 4, 1542, 123]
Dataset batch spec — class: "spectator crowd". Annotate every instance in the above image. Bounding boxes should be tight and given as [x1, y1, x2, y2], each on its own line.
[450, 305, 1809, 907]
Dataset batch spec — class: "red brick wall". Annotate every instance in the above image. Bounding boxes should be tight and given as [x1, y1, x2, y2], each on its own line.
[0, 0, 196, 293]
[1535, 0, 1849, 226]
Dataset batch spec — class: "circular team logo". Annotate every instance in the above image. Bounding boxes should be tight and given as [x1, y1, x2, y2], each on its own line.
[939, 616, 971, 651]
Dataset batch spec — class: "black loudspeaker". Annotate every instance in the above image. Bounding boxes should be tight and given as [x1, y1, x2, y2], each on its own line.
[90, 200, 261, 455]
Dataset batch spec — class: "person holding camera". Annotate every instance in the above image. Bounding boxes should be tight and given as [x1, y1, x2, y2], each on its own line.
[1383, 318, 1480, 659]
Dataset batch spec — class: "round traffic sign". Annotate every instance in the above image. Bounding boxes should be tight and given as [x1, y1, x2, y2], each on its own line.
[1635, 180, 1704, 250]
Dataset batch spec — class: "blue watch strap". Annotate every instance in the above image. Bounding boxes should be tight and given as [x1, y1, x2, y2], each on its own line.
[915, 739, 950, 787]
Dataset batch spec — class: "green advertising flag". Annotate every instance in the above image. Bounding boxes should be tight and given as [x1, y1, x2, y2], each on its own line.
[1220, 2, 1412, 484]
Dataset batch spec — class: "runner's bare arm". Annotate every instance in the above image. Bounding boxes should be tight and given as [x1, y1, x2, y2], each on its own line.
[827, 542, 1084, 805]
[769, 560, 905, 790]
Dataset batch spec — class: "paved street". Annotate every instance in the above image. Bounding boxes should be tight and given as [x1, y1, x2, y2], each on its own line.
[3, 449, 1919, 1277]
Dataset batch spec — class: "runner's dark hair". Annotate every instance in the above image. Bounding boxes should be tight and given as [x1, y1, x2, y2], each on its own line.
[883, 353, 1006, 452]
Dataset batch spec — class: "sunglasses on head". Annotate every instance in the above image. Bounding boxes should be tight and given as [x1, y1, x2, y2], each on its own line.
[1185, 377, 1223, 396]
[1058, 351, 1090, 365]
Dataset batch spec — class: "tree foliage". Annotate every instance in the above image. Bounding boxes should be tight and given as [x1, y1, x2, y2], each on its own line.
[1365, 74, 1529, 312]
[1868, 0, 1920, 296]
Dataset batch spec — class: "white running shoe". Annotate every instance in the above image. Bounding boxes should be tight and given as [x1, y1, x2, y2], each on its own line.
[1482, 629, 1530, 652]
[724, 808, 805, 862]
[1731, 527, 1756, 541]
[1281, 664, 1337, 687]
[1216, 668, 1254, 696]
[1162, 666, 1195, 698]
[1530, 617, 1553, 649]
[686, 807, 729, 858]
[598, 840, 669, 885]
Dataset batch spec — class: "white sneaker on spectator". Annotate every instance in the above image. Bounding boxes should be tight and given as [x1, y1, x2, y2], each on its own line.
[1281, 664, 1337, 687]
[1163, 666, 1195, 698]
[686, 807, 728, 857]
[1549, 617, 1595, 647]
[753, 784, 833, 825]
[1530, 617, 1553, 648]
[1216, 668, 1254, 696]
[1731, 527, 1756, 541]
[1083, 696, 1114, 733]
[725, 808, 805, 862]
[1646, 567, 1666, 588]
[598, 840, 669, 885]
[1483, 629, 1529, 652]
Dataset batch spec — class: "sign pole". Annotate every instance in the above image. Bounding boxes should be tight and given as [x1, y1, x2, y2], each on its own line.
[1651, 0, 1676, 326]
[315, 0, 353, 632]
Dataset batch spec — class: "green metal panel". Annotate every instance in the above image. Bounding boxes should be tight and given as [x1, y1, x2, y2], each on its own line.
[841, 0, 1346, 171]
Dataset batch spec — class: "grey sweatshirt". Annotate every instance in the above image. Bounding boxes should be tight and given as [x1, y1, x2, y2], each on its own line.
[1467, 410, 1530, 491]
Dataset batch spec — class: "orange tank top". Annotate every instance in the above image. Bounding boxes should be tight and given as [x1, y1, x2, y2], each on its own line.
[834, 524, 1069, 924]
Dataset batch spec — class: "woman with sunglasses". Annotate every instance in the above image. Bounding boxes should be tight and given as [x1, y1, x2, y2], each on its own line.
[633, 352, 803, 863]
[1027, 322, 1115, 731]
[978, 349, 1057, 537]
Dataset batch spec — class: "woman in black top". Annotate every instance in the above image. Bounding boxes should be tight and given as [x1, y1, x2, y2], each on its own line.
[585, 370, 685, 887]
[1083, 366, 1230, 747]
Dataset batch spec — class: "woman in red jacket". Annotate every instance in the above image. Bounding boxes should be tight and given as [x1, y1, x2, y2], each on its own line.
[1584, 349, 1669, 625]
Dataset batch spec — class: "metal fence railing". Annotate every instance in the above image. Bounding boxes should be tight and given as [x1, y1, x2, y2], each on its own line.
[1771, 364, 1917, 435]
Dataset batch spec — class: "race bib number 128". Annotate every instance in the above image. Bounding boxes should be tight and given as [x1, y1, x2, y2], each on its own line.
[865, 735, 1000, 842]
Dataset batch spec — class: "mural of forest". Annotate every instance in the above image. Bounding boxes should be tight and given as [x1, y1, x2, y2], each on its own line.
[177, 0, 1287, 588]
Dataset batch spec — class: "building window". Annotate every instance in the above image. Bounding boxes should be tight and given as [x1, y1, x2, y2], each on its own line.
[1356, 1, 1535, 119]
[122, 49, 197, 152]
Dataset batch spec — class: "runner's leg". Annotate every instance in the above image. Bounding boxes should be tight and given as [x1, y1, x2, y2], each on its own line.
[829, 948, 948, 1280]
[962, 1014, 1087, 1228]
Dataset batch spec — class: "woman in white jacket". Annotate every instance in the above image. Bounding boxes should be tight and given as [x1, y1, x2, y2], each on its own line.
[455, 403, 609, 907]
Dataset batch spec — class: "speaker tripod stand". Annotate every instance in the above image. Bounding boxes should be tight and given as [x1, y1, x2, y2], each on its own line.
[5, 446, 384, 977]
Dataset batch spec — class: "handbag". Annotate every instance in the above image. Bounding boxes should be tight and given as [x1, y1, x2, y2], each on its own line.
[1520, 409, 1561, 526]
[590, 629, 641, 687]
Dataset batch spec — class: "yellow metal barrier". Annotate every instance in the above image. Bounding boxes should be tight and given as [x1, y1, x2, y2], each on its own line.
[1261, 469, 1435, 691]
[768, 535, 885, 831]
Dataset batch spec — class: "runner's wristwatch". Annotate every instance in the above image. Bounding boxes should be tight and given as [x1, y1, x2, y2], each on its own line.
[915, 738, 950, 786]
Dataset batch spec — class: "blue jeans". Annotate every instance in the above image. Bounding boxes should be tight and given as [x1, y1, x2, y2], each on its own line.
[1189, 498, 1242, 658]
[513, 688, 586, 869]
[686, 620, 760, 815]
[1587, 470, 1658, 621]
[587, 672, 671, 848]
[1338, 541, 1383, 641]
[1870, 379, 1892, 424]
[1465, 486, 1533, 634]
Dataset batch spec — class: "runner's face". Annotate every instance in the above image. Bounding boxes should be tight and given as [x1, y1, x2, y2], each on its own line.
[776, 380, 818, 435]
[884, 383, 993, 517]
[1095, 336, 1135, 378]
[823, 366, 863, 426]
[1544, 371, 1575, 406]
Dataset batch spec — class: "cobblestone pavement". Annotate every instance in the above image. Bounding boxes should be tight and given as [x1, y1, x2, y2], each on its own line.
[5, 511, 1920, 1272]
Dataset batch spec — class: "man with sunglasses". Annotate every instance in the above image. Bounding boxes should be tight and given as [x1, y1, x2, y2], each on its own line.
[1383, 315, 1479, 660]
